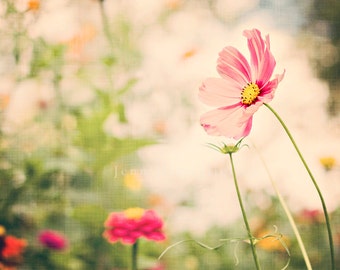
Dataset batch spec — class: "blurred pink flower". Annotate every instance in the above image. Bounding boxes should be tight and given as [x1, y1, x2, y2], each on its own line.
[103, 207, 166, 245]
[299, 209, 323, 224]
[148, 263, 166, 270]
[199, 29, 285, 139]
[38, 230, 68, 251]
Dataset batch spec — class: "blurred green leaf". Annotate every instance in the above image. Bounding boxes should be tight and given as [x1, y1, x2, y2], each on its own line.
[72, 204, 107, 228]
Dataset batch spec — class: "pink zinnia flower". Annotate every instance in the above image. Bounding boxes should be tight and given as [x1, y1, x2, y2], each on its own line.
[199, 29, 285, 139]
[38, 230, 68, 251]
[103, 207, 166, 245]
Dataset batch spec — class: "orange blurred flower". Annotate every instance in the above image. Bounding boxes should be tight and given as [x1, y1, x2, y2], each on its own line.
[0, 229, 27, 270]
[1, 236, 27, 259]
[256, 230, 289, 252]
[27, 0, 40, 11]
[0, 94, 10, 110]
[152, 121, 167, 135]
[65, 24, 96, 60]
[165, 0, 182, 10]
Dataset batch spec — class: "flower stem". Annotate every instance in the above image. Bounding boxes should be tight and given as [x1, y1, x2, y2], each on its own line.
[252, 142, 312, 270]
[98, 0, 115, 54]
[228, 153, 261, 270]
[131, 240, 138, 270]
[264, 103, 334, 270]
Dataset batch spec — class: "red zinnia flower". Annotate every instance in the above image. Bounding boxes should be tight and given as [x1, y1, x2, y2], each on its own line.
[103, 207, 166, 245]
[199, 28, 285, 139]
[38, 230, 68, 251]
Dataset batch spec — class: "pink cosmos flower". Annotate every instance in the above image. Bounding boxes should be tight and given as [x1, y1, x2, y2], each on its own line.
[199, 29, 285, 139]
[38, 230, 68, 251]
[103, 207, 166, 245]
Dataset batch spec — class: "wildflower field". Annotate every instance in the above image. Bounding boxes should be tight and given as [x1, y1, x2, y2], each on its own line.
[0, 1, 339, 269]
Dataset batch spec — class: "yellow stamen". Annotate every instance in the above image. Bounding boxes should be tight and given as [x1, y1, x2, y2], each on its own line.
[124, 207, 145, 220]
[241, 82, 260, 105]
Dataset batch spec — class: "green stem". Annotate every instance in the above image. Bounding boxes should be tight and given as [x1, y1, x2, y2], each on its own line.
[252, 142, 312, 269]
[264, 103, 334, 270]
[98, 0, 115, 54]
[228, 153, 261, 270]
[131, 240, 138, 270]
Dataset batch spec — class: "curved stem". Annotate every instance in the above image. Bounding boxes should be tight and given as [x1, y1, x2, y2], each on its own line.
[228, 153, 261, 270]
[264, 103, 334, 270]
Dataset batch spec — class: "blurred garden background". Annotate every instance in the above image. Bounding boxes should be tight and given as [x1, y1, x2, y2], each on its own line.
[0, 0, 339, 269]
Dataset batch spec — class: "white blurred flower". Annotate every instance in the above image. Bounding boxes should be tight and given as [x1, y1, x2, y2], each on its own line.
[103, 113, 130, 139]
[3, 79, 54, 133]
[213, 0, 260, 21]
[29, 0, 79, 43]
[59, 73, 95, 107]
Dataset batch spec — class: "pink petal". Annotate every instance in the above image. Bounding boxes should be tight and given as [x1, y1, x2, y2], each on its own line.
[217, 46, 251, 88]
[103, 231, 119, 243]
[121, 236, 138, 245]
[198, 78, 241, 107]
[200, 104, 253, 139]
[112, 228, 128, 237]
[243, 29, 275, 85]
[259, 70, 285, 102]
[145, 232, 166, 242]
[104, 212, 125, 227]
[257, 48, 276, 86]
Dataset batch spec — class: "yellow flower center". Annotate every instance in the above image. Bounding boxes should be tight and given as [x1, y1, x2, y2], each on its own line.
[124, 207, 145, 220]
[241, 82, 260, 105]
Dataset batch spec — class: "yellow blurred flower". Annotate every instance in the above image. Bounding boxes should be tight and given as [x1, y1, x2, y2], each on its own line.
[181, 48, 198, 60]
[123, 172, 142, 191]
[319, 156, 336, 171]
[165, 0, 182, 10]
[65, 24, 96, 60]
[0, 225, 6, 236]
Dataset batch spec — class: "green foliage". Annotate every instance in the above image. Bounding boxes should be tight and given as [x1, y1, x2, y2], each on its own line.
[74, 87, 154, 173]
